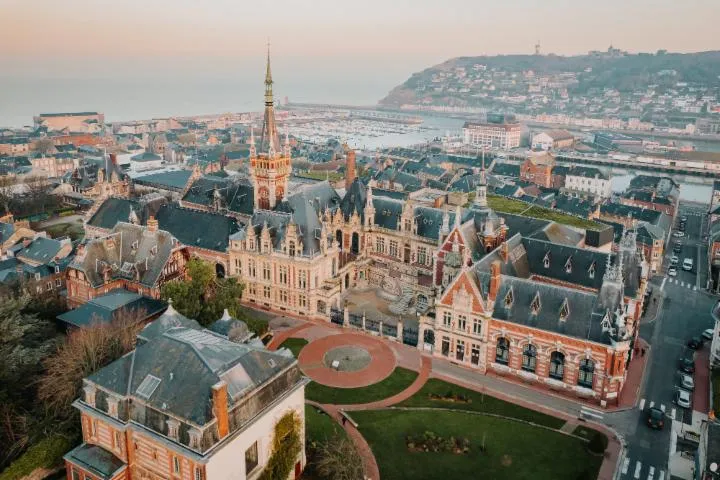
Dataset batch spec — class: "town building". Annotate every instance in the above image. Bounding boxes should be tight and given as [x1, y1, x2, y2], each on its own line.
[421, 228, 647, 406]
[63, 304, 307, 480]
[531, 130, 575, 151]
[520, 152, 562, 188]
[34, 112, 105, 133]
[66, 222, 189, 308]
[462, 114, 521, 149]
[0, 137, 30, 156]
[562, 166, 612, 199]
[29, 153, 76, 178]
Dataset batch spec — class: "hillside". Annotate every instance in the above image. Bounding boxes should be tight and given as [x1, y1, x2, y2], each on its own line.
[379, 51, 720, 117]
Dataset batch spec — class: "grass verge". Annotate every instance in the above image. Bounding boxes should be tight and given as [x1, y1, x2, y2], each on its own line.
[306, 367, 418, 405]
[280, 338, 308, 358]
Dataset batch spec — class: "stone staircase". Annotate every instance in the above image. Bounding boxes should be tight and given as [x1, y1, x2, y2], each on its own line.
[389, 285, 414, 315]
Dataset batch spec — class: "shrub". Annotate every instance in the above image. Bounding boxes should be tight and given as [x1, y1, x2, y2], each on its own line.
[587, 431, 608, 454]
[0, 434, 71, 480]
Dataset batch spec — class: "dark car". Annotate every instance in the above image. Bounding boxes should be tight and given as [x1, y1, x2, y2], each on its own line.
[687, 337, 703, 349]
[647, 407, 665, 429]
[680, 350, 696, 373]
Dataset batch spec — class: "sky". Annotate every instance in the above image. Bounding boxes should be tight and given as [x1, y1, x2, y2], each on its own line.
[0, 0, 718, 125]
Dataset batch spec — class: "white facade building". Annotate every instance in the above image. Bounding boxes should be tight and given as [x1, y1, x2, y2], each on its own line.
[462, 121, 521, 149]
[563, 166, 612, 198]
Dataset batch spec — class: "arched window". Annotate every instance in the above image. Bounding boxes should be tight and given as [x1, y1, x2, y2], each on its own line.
[495, 337, 509, 365]
[550, 351, 565, 380]
[578, 358, 594, 388]
[522, 344, 537, 372]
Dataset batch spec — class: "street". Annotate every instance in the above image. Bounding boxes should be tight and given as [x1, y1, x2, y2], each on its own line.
[612, 203, 716, 480]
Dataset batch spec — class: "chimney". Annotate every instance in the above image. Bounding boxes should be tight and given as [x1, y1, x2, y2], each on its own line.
[345, 149, 357, 189]
[147, 216, 158, 232]
[212, 381, 229, 439]
[489, 261, 501, 301]
[109, 153, 117, 166]
[499, 241, 509, 263]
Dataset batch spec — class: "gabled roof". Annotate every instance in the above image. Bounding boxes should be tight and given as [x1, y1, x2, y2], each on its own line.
[182, 176, 254, 216]
[17, 237, 64, 264]
[133, 170, 193, 192]
[155, 204, 240, 253]
[57, 289, 166, 328]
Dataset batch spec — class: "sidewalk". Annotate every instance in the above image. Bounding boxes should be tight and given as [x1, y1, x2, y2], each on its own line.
[618, 337, 650, 409]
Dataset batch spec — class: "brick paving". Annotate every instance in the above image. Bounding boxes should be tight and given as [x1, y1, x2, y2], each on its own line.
[297, 333, 397, 388]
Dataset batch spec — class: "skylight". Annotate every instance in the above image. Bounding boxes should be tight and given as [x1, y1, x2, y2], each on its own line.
[136, 374, 162, 399]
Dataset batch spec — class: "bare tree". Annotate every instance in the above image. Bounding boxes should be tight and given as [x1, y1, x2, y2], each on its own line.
[33, 138, 55, 155]
[314, 436, 365, 480]
[38, 308, 146, 420]
[177, 133, 197, 146]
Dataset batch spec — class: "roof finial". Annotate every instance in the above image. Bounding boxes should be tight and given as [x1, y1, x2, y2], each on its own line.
[265, 38, 273, 86]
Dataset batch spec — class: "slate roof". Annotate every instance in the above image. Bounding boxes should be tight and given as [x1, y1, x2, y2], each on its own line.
[208, 309, 250, 342]
[600, 203, 662, 224]
[131, 152, 162, 162]
[57, 289, 166, 328]
[136, 304, 202, 343]
[87, 196, 168, 231]
[17, 237, 64, 264]
[72, 223, 178, 289]
[155, 204, 240, 252]
[64, 443, 125, 479]
[565, 166, 609, 180]
[620, 190, 673, 205]
[0, 222, 15, 243]
[89, 317, 296, 425]
[182, 176, 254, 216]
[554, 195, 595, 218]
[133, 170, 193, 192]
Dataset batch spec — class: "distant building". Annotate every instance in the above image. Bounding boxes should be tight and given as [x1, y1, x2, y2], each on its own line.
[33, 112, 104, 133]
[531, 130, 575, 151]
[593, 132, 643, 151]
[562, 166, 612, 199]
[0, 137, 30, 156]
[520, 152, 561, 188]
[696, 117, 720, 135]
[463, 114, 521, 149]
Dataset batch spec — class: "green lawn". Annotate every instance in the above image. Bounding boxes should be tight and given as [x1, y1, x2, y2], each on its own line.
[43, 222, 84, 241]
[352, 410, 601, 480]
[488, 194, 605, 231]
[397, 378, 564, 429]
[306, 367, 418, 405]
[296, 171, 345, 182]
[305, 404, 345, 443]
[280, 338, 309, 358]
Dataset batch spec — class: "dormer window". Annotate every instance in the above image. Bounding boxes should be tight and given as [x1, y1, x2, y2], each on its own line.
[107, 396, 119, 418]
[167, 419, 180, 441]
[559, 299, 569, 321]
[504, 288, 514, 308]
[543, 252, 550, 269]
[588, 261, 596, 279]
[530, 292, 541, 315]
[564, 257, 572, 274]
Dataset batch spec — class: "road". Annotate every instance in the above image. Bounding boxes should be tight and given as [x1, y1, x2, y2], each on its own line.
[612, 203, 716, 480]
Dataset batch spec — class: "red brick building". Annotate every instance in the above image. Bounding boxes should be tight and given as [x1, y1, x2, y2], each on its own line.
[520, 153, 562, 188]
[66, 222, 188, 307]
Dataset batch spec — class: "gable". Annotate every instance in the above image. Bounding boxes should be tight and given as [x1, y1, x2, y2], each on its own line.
[440, 270, 485, 314]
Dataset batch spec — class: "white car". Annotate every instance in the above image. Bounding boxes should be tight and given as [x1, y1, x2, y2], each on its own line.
[668, 267, 678, 277]
[680, 373, 694, 391]
[703, 329, 714, 340]
[675, 389, 691, 409]
[683, 258, 694, 271]
[670, 256, 679, 265]
[673, 231, 685, 238]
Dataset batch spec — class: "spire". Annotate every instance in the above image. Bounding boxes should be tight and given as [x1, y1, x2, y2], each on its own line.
[259, 43, 281, 156]
[475, 150, 488, 208]
[249, 125, 256, 158]
[454, 204, 462, 229]
[283, 124, 291, 157]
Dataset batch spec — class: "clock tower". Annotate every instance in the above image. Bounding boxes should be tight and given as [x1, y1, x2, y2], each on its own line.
[249, 46, 291, 210]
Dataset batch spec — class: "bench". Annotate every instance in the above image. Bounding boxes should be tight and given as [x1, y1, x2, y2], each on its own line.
[339, 410, 359, 428]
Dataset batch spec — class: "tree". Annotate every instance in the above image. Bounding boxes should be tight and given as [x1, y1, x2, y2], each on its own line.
[161, 258, 254, 329]
[177, 133, 197, 146]
[37, 309, 146, 425]
[33, 139, 55, 155]
[314, 436, 365, 480]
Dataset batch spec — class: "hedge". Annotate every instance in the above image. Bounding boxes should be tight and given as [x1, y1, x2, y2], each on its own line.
[0, 435, 72, 480]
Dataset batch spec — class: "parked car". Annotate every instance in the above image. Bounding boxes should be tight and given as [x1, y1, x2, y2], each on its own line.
[703, 329, 714, 340]
[673, 231, 685, 238]
[679, 350, 696, 373]
[681, 215, 688, 222]
[646, 407, 665, 429]
[673, 244, 682, 254]
[675, 389, 691, 409]
[680, 373, 694, 391]
[687, 337, 703, 349]
[668, 267, 678, 277]
[683, 258, 694, 271]
[679, 223, 686, 232]
[671, 256, 679, 266]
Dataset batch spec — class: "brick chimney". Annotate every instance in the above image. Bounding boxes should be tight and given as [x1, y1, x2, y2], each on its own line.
[499, 241, 509, 263]
[212, 381, 229, 439]
[147, 216, 158, 232]
[489, 261, 501, 301]
[345, 149, 356, 189]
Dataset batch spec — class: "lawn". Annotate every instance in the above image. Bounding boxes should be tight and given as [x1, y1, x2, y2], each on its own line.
[43, 221, 84, 241]
[397, 378, 565, 429]
[352, 409, 601, 480]
[573, 425, 608, 449]
[305, 404, 345, 443]
[280, 338, 308, 358]
[296, 171, 345, 182]
[306, 367, 418, 405]
[487, 194, 605, 231]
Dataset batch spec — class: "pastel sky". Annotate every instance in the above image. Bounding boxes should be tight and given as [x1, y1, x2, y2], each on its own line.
[2, 0, 718, 73]
[0, 0, 718, 125]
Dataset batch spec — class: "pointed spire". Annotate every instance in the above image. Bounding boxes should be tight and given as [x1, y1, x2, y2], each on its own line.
[259, 43, 281, 156]
[265, 40, 273, 99]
